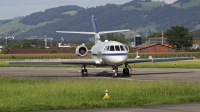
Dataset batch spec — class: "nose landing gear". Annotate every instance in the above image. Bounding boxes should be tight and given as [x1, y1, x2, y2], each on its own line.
[112, 66, 118, 78]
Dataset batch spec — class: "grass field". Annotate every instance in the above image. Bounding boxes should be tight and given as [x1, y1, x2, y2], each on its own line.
[0, 77, 200, 111]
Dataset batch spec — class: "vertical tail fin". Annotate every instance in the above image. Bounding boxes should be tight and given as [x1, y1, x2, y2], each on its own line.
[91, 15, 101, 44]
[92, 15, 99, 33]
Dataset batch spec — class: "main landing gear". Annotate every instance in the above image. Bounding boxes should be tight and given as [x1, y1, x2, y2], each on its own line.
[81, 65, 88, 77]
[123, 63, 130, 76]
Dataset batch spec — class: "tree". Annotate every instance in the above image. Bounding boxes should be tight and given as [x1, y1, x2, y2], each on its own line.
[11, 43, 21, 49]
[147, 32, 162, 38]
[105, 33, 127, 44]
[165, 26, 193, 50]
[22, 42, 32, 49]
[1, 46, 10, 54]
[50, 49, 58, 53]
[85, 42, 94, 50]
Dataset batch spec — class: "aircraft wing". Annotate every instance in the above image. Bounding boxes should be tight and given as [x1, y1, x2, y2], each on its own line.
[8, 60, 97, 65]
[126, 57, 195, 63]
[61, 61, 96, 65]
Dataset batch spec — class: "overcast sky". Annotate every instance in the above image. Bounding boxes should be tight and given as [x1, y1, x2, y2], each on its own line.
[0, 0, 177, 20]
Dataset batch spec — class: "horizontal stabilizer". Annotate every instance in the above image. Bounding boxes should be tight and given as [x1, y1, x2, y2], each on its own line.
[99, 29, 131, 34]
[56, 29, 130, 35]
[56, 31, 96, 35]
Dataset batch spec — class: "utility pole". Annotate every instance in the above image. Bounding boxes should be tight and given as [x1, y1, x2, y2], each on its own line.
[42, 35, 53, 48]
[4, 34, 14, 46]
[26, 35, 53, 48]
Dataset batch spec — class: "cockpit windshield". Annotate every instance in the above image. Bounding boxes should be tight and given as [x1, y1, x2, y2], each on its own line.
[104, 45, 127, 51]
[120, 45, 125, 51]
[115, 45, 120, 51]
[110, 45, 115, 51]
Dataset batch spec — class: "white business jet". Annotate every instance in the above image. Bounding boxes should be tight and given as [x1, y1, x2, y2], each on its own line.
[8, 15, 195, 77]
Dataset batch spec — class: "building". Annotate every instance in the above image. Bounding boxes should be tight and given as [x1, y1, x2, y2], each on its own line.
[192, 40, 200, 49]
[58, 41, 82, 48]
[149, 38, 168, 44]
[134, 43, 176, 53]
[0, 45, 3, 53]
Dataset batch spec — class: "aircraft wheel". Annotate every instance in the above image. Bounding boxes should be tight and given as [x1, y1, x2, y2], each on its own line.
[123, 68, 130, 76]
[84, 69, 88, 77]
[112, 68, 118, 78]
[112, 73, 117, 78]
[126, 68, 130, 76]
[81, 69, 85, 77]
[123, 68, 126, 76]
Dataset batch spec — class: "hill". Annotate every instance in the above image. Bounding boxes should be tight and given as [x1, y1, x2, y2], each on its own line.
[0, 0, 200, 41]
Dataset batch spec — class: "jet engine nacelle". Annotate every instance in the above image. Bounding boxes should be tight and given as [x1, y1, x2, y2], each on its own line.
[75, 44, 88, 58]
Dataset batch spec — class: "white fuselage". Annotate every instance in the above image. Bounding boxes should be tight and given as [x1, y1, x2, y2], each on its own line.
[91, 41, 128, 66]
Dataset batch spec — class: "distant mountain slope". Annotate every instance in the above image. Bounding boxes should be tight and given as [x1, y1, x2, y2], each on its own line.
[19, 5, 84, 25]
[191, 29, 200, 38]
[1, 0, 200, 40]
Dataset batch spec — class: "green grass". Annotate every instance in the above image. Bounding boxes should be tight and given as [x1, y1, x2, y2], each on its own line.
[61, 11, 78, 16]
[122, 1, 165, 11]
[141, 1, 165, 10]
[0, 17, 60, 36]
[172, 0, 200, 8]
[0, 77, 200, 111]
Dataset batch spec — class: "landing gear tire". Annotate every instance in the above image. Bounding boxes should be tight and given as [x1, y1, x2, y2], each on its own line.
[123, 68, 125, 76]
[81, 69, 88, 77]
[123, 68, 130, 76]
[84, 69, 88, 77]
[112, 73, 117, 78]
[112, 67, 118, 78]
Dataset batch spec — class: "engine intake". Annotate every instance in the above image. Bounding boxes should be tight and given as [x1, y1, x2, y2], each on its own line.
[76, 44, 88, 58]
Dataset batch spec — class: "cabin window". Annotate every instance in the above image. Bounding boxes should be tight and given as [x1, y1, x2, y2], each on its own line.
[115, 45, 120, 51]
[120, 45, 125, 51]
[110, 45, 115, 51]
